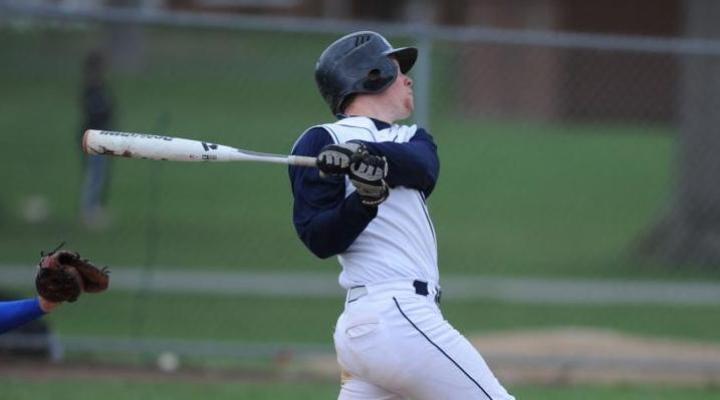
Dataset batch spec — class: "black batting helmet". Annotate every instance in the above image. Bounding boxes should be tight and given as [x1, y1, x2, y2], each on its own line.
[315, 31, 417, 116]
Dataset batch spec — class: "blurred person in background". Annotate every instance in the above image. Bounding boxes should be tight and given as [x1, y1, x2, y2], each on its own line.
[79, 50, 115, 229]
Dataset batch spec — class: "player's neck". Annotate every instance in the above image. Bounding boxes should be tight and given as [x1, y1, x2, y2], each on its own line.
[344, 98, 399, 124]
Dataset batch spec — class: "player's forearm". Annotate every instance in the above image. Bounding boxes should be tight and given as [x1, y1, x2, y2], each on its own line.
[0, 298, 46, 334]
[294, 193, 377, 259]
[363, 137, 439, 194]
[291, 139, 377, 258]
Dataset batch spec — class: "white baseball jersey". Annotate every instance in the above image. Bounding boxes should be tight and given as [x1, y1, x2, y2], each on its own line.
[316, 116, 438, 289]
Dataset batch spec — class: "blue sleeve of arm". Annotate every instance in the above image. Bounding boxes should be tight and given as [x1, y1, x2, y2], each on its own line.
[362, 128, 440, 197]
[0, 298, 45, 334]
[289, 127, 377, 259]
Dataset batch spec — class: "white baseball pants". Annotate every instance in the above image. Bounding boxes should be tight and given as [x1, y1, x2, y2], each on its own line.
[333, 281, 514, 400]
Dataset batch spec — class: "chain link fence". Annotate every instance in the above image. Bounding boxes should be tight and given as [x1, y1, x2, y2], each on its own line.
[1, 3, 719, 377]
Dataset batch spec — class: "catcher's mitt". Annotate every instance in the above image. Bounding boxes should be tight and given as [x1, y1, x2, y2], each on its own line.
[36, 245, 110, 303]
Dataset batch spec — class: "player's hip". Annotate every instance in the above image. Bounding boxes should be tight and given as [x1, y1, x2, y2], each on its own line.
[333, 289, 512, 399]
[334, 280, 447, 351]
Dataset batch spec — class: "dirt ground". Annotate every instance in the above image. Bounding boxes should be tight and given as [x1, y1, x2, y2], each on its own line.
[3, 328, 720, 387]
[300, 328, 720, 387]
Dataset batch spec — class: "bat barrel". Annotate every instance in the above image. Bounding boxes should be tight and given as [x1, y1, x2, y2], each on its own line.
[82, 129, 317, 167]
[83, 129, 189, 160]
[82, 129, 106, 155]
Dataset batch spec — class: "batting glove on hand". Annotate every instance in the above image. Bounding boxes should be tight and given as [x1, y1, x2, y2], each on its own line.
[350, 154, 389, 206]
[317, 141, 365, 177]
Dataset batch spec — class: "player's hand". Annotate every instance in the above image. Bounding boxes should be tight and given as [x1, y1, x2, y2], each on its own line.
[317, 141, 365, 177]
[350, 154, 389, 206]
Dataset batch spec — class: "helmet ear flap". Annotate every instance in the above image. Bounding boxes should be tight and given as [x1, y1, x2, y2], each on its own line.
[368, 69, 381, 80]
[362, 69, 385, 91]
[358, 57, 397, 92]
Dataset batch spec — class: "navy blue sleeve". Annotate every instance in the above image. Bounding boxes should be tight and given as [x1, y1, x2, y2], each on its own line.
[289, 127, 378, 259]
[0, 298, 45, 334]
[362, 128, 440, 197]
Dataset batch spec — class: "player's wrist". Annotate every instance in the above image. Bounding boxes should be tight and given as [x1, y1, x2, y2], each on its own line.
[347, 192, 381, 216]
[38, 296, 59, 313]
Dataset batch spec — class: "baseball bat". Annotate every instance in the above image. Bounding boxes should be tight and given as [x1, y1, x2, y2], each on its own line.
[81, 129, 317, 167]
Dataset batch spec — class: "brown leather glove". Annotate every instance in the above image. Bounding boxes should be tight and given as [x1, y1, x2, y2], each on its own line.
[36, 246, 110, 303]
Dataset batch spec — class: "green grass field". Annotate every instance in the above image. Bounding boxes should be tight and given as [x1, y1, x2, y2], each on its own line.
[4, 22, 718, 349]
[0, 26, 692, 279]
[2, 23, 719, 399]
[3, 378, 720, 400]
[19, 291, 711, 343]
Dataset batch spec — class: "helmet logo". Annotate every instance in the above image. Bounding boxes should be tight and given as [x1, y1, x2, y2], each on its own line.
[354, 34, 372, 47]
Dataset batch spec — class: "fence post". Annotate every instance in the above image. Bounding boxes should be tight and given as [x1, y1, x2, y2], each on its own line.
[406, 0, 434, 129]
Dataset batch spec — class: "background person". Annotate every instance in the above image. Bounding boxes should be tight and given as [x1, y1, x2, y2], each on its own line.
[79, 50, 115, 228]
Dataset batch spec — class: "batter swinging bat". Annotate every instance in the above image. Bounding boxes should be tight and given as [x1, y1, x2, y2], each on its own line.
[82, 129, 317, 167]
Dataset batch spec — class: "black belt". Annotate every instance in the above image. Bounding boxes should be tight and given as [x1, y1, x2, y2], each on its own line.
[347, 280, 441, 304]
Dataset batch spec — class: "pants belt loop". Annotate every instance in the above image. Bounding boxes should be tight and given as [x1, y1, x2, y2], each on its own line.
[346, 286, 368, 303]
[413, 280, 429, 296]
[412, 280, 441, 305]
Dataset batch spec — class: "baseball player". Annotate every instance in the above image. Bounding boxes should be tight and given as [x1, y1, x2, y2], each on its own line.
[289, 31, 514, 399]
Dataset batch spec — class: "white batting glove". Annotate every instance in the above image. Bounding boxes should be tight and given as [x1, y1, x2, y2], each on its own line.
[349, 154, 389, 206]
[317, 142, 364, 177]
